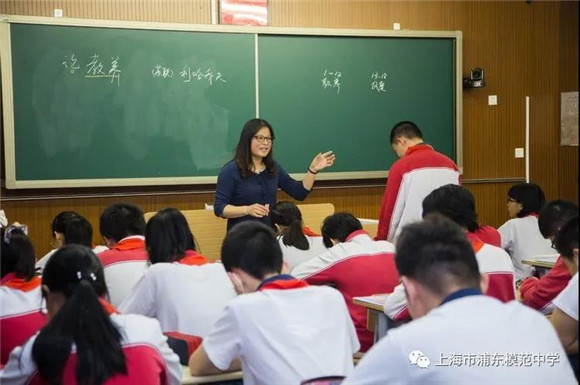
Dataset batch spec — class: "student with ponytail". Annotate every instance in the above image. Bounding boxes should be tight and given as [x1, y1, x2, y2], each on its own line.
[270, 201, 327, 271]
[1, 224, 46, 366]
[1, 245, 181, 385]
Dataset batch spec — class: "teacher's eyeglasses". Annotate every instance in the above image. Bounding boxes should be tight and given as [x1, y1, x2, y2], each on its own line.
[253, 135, 274, 144]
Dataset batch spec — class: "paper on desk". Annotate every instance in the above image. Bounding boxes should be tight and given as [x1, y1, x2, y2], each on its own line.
[531, 254, 559, 263]
[353, 294, 389, 307]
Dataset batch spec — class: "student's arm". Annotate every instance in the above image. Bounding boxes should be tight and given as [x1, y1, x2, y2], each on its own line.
[550, 307, 579, 354]
[519, 258, 571, 313]
[0, 339, 37, 385]
[190, 304, 242, 376]
[376, 164, 403, 241]
[291, 248, 340, 283]
[189, 346, 241, 376]
[384, 283, 410, 321]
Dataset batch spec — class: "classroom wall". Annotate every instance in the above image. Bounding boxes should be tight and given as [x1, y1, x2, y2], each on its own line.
[1, 0, 578, 257]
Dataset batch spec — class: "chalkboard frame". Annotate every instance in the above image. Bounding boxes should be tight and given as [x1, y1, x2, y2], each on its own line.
[1, 15, 463, 189]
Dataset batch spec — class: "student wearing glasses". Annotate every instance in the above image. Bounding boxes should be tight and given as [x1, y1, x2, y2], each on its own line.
[498, 183, 553, 281]
[214, 118, 335, 231]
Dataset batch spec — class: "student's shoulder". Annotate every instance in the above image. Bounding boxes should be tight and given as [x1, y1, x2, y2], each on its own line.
[112, 313, 164, 342]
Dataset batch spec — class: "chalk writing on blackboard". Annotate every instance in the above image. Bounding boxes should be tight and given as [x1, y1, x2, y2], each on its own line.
[321, 69, 342, 95]
[152, 65, 174, 79]
[179, 66, 227, 85]
[61, 54, 80, 74]
[83, 54, 122, 86]
[371, 71, 387, 93]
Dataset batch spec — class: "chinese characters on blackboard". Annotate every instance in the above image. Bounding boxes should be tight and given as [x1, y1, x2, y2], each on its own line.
[320, 69, 388, 95]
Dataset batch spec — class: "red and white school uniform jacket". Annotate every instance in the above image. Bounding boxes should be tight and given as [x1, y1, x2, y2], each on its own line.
[118, 250, 236, 337]
[384, 233, 515, 321]
[0, 274, 47, 366]
[376, 144, 460, 242]
[498, 215, 553, 280]
[0, 312, 182, 385]
[98, 236, 148, 307]
[291, 230, 398, 352]
[519, 255, 572, 314]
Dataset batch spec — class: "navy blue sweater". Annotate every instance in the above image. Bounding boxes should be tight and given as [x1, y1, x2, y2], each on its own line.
[214, 160, 310, 231]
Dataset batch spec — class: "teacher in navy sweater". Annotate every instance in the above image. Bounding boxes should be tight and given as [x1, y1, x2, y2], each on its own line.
[214, 118, 335, 231]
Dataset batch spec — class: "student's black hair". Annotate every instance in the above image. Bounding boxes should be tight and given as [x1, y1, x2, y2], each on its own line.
[270, 201, 309, 250]
[422, 184, 480, 232]
[0, 227, 36, 280]
[390, 121, 423, 144]
[554, 216, 578, 261]
[538, 200, 578, 239]
[145, 208, 196, 264]
[51, 211, 80, 237]
[395, 214, 481, 296]
[320, 213, 363, 248]
[63, 215, 93, 248]
[221, 221, 283, 280]
[234, 118, 276, 179]
[32, 245, 126, 385]
[507, 183, 546, 218]
[99, 203, 145, 243]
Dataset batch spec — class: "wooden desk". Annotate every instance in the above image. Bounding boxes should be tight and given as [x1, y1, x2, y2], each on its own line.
[181, 366, 243, 384]
[353, 294, 391, 342]
[522, 254, 559, 277]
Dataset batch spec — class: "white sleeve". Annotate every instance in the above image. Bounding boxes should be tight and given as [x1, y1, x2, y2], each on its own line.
[341, 335, 409, 385]
[552, 274, 579, 321]
[150, 320, 182, 385]
[202, 304, 242, 371]
[35, 249, 57, 271]
[384, 283, 408, 320]
[291, 247, 340, 280]
[118, 269, 156, 317]
[498, 221, 513, 252]
[0, 337, 38, 385]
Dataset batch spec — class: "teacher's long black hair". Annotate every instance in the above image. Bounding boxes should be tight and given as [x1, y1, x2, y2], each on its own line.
[32, 245, 127, 385]
[234, 118, 276, 179]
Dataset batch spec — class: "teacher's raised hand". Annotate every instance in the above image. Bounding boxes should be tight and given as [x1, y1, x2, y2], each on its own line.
[308, 151, 336, 174]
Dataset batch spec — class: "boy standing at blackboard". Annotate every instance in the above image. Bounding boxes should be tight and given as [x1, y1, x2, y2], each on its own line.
[376, 121, 459, 242]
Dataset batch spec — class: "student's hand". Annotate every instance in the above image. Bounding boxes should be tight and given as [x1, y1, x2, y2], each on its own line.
[245, 204, 270, 218]
[309, 151, 335, 173]
[227, 272, 245, 295]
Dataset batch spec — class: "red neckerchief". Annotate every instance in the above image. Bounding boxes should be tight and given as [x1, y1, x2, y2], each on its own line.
[465, 233, 485, 253]
[405, 143, 433, 156]
[177, 250, 208, 266]
[0, 273, 41, 292]
[112, 237, 145, 251]
[302, 227, 321, 237]
[99, 298, 118, 315]
[258, 274, 309, 291]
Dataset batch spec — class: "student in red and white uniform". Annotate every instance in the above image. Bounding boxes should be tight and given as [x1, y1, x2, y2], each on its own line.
[36, 211, 108, 272]
[1, 245, 181, 385]
[520, 200, 577, 314]
[1, 225, 46, 366]
[499, 183, 553, 280]
[550, 217, 578, 361]
[270, 201, 327, 271]
[189, 221, 359, 385]
[344, 216, 576, 385]
[119, 208, 236, 337]
[97, 203, 149, 307]
[376, 121, 460, 242]
[292, 213, 398, 352]
[385, 185, 515, 322]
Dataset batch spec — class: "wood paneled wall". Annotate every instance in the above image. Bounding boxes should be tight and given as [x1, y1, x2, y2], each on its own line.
[1, 0, 577, 258]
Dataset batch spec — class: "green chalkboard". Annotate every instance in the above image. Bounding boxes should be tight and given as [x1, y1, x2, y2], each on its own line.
[259, 35, 456, 174]
[1, 17, 461, 188]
